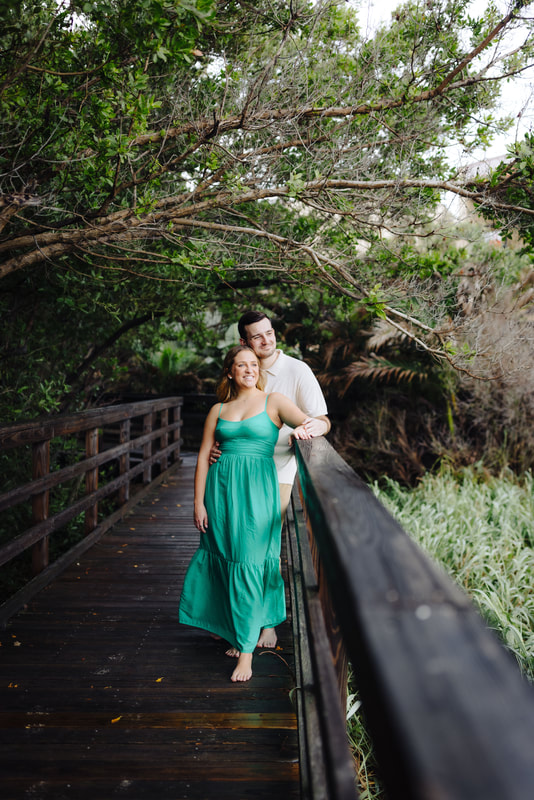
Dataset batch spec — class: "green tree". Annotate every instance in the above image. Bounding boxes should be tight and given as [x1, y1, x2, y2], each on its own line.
[1, 0, 534, 419]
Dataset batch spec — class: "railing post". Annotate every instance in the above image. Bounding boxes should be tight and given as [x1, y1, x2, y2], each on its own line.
[172, 403, 181, 463]
[160, 408, 168, 472]
[85, 428, 99, 534]
[31, 440, 50, 575]
[118, 419, 130, 506]
[143, 412, 153, 484]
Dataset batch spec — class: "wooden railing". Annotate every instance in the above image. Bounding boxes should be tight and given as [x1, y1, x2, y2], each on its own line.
[290, 437, 534, 800]
[0, 398, 182, 625]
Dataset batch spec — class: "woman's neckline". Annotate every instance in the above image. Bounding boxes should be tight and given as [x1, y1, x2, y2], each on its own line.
[218, 409, 266, 423]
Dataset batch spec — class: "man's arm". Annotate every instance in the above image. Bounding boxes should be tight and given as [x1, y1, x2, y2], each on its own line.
[304, 414, 330, 437]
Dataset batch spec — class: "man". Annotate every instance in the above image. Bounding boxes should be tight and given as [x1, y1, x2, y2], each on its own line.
[211, 310, 330, 519]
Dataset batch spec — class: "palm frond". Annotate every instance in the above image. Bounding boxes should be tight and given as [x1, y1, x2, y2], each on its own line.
[340, 356, 429, 395]
[366, 319, 411, 352]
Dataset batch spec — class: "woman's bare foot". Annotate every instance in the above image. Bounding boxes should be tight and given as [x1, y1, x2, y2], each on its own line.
[225, 646, 240, 658]
[231, 652, 253, 682]
[257, 627, 277, 648]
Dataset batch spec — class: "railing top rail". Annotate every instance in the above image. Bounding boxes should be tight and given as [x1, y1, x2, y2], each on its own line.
[295, 437, 534, 800]
[0, 397, 183, 450]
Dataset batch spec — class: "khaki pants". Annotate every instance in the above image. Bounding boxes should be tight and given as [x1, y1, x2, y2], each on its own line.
[279, 483, 293, 523]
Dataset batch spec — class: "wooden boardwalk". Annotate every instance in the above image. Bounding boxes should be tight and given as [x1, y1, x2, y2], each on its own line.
[0, 453, 300, 799]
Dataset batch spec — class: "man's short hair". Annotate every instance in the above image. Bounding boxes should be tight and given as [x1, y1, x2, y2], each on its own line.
[238, 310, 271, 341]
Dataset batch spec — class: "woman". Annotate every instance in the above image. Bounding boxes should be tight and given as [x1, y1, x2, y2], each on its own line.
[179, 345, 317, 682]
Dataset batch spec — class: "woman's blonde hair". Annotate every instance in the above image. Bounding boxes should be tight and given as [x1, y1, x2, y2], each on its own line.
[216, 345, 265, 402]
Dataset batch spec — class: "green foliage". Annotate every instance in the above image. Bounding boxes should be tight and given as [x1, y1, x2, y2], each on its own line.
[1, 0, 533, 422]
[346, 672, 385, 800]
[374, 468, 534, 681]
[480, 133, 534, 248]
[348, 467, 534, 799]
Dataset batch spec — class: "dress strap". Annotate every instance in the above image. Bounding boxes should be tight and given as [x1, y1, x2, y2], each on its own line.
[264, 394, 269, 411]
[217, 402, 224, 419]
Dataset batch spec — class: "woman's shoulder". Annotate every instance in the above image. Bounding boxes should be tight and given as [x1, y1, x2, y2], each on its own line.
[207, 402, 223, 419]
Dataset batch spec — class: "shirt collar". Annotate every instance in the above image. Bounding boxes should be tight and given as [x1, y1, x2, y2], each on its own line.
[263, 349, 284, 375]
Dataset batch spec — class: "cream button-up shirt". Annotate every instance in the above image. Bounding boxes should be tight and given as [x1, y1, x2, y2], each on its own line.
[263, 350, 328, 484]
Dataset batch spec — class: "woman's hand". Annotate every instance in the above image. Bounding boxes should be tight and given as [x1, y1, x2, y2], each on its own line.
[194, 504, 208, 533]
[290, 424, 312, 441]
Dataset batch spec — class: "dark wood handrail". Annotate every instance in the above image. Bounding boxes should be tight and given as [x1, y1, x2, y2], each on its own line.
[0, 398, 182, 625]
[292, 437, 534, 800]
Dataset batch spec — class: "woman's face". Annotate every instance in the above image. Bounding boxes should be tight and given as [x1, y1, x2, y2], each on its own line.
[229, 349, 259, 389]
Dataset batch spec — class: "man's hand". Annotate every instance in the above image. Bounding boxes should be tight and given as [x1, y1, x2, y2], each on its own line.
[209, 441, 222, 465]
[302, 417, 329, 437]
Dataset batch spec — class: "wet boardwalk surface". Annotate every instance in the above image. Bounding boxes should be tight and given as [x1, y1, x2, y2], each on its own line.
[0, 453, 299, 799]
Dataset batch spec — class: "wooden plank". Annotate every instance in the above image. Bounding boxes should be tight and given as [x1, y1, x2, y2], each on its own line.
[0, 711, 297, 729]
[0, 440, 183, 568]
[31, 439, 50, 574]
[0, 398, 183, 450]
[0, 453, 300, 799]
[0, 421, 181, 513]
[286, 488, 358, 800]
[0, 460, 184, 624]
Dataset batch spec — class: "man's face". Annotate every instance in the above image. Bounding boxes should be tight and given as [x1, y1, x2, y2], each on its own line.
[243, 318, 277, 360]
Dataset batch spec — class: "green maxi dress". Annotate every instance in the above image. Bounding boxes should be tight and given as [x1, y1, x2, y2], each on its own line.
[178, 399, 286, 652]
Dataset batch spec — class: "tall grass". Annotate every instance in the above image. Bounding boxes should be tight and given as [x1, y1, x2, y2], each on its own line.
[347, 467, 534, 799]
[373, 467, 534, 680]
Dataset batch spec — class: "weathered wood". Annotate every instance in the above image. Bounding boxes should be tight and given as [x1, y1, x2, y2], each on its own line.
[0, 459, 182, 626]
[143, 411, 153, 484]
[31, 439, 50, 575]
[0, 420, 182, 513]
[159, 408, 169, 472]
[300, 486, 348, 703]
[295, 437, 534, 800]
[286, 490, 358, 800]
[0, 398, 183, 450]
[0, 457, 299, 799]
[0, 400, 183, 619]
[118, 418, 131, 505]
[172, 404, 181, 462]
[85, 427, 99, 534]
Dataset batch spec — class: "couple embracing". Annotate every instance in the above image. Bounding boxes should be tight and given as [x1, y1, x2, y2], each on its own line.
[179, 311, 330, 682]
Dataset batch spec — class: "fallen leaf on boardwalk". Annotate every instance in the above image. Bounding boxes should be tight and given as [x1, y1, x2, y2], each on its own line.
[14, 641, 21, 647]
[161, 483, 168, 487]
[8, 682, 18, 688]
[129, 527, 136, 531]
[156, 677, 164, 683]
[116, 550, 123, 554]
[276, 646, 283, 651]
[133, 564, 138, 568]
[111, 716, 122, 723]
[176, 504, 181, 507]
